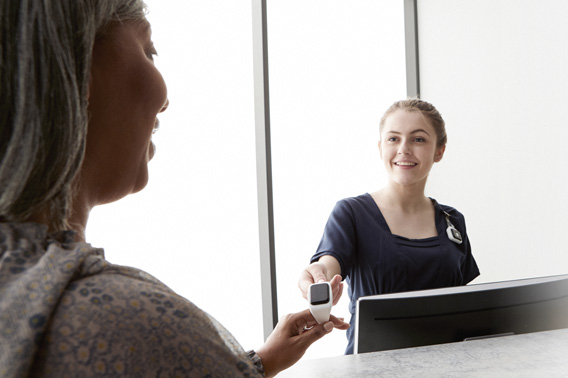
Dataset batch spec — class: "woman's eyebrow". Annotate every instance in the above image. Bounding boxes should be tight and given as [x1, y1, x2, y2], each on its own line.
[135, 19, 152, 35]
[411, 129, 431, 135]
[384, 129, 431, 135]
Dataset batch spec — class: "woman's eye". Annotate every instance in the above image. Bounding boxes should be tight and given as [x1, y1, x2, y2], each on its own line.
[414, 137, 425, 142]
[388, 137, 397, 142]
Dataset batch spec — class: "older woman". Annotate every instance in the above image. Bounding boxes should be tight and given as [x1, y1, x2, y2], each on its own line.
[0, 1, 348, 377]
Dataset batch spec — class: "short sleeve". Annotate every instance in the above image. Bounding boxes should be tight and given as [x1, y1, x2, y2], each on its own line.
[440, 204, 480, 285]
[456, 213, 480, 284]
[310, 200, 358, 279]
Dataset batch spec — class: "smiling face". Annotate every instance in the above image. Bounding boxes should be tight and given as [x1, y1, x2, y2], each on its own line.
[81, 19, 168, 206]
[379, 109, 445, 189]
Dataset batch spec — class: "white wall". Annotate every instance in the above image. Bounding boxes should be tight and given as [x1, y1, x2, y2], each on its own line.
[418, 0, 568, 283]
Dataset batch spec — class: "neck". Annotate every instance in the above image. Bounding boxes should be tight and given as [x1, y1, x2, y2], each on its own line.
[68, 198, 91, 242]
[376, 181, 430, 212]
[24, 201, 90, 242]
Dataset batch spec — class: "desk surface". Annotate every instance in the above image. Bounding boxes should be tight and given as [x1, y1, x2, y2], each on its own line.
[278, 329, 568, 377]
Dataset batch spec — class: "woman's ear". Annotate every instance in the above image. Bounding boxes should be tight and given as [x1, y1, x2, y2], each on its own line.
[378, 139, 383, 159]
[434, 145, 446, 162]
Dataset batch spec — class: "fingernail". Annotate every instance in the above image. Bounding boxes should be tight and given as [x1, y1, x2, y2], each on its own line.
[324, 322, 333, 332]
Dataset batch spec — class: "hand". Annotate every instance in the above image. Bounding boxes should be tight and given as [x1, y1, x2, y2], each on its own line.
[255, 309, 349, 377]
[298, 262, 343, 306]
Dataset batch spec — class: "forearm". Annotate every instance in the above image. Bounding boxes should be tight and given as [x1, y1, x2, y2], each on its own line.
[316, 255, 341, 280]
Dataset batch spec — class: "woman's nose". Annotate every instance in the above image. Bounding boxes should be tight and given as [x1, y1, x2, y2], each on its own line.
[160, 98, 169, 113]
[398, 141, 411, 155]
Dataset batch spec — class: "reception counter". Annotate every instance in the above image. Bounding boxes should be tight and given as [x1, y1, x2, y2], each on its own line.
[278, 328, 568, 377]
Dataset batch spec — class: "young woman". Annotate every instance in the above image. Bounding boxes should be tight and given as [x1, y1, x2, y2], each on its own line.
[0, 1, 348, 376]
[298, 99, 480, 354]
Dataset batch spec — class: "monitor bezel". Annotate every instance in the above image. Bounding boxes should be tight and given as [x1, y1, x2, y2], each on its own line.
[354, 274, 568, 354]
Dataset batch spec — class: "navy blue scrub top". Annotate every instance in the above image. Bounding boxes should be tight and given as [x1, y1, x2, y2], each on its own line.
[310, 193, 480, 354]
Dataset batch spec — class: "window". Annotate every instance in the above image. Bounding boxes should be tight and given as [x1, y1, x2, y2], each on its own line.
[267, 0, 406, 358]
[88, 0, 263, 350]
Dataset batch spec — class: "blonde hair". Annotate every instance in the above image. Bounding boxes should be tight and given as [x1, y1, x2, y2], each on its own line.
[379, 98, 447, 147]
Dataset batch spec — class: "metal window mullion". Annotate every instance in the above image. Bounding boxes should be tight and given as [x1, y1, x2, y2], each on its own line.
[404, 0, 420, 98]
[252, 0, 278, 341]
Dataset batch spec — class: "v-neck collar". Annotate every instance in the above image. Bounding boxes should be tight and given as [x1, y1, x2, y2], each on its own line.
[362, 193, 444, 241]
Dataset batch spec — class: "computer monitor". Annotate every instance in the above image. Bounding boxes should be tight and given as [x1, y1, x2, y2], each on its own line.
[354, 274, 568, 354]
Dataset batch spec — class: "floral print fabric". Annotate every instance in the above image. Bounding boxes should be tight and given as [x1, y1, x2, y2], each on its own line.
[0, 223, 262, 378]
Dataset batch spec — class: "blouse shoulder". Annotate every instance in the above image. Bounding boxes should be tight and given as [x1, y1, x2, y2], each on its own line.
[31, 267, 262, 377]
[432, 199, 466, 220]
[334, 193, 375, 212]
[0, 222, 261, 378]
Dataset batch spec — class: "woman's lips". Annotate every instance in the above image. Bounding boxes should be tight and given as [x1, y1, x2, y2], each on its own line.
[394, 161, 417, 167]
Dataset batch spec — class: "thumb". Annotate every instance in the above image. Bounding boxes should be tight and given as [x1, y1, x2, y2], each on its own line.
[313, 272, 328, 283]
[297, 321, 334, 351]
[310, 265, 329, 284]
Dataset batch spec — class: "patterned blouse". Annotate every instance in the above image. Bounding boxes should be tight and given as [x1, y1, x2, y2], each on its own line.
[0, 222, 264, 378]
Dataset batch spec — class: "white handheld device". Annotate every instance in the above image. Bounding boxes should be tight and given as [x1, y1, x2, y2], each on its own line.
[308, 282, 333, 324]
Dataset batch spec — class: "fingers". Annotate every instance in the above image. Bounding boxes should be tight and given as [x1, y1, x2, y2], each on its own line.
[329, 314, 350, 330]
[329, 274, 342, 286]
[291, 309, 320, 332]
[332, 282, 343, 305]
[300, 268, 345, 307]
[293, 313, 349, 352]
[298, 262, 327, 299]
[293, 309, 349, 334]
[312, 273, 328, 283]
[256, 309, 350, 377]
[292, 310, 335, 344]
[308, 262, 328, 283]
[297, 270, 313, 300]
[329, 274, 343, 305]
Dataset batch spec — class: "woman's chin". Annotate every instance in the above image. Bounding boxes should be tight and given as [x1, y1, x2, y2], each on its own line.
[131, 159, 151, 195]
[148, 141, 156, 161]
[132, 173, 150, 195]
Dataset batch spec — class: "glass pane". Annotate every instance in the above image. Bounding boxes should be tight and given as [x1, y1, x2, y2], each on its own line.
[87, 0, 263, 350]
[268, 0, 407, 358]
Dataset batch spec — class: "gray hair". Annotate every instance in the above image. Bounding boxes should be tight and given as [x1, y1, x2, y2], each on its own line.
[0, 0, 147, 231]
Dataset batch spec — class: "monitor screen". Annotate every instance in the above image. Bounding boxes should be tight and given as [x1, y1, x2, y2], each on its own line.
[354, 274, 568, 354]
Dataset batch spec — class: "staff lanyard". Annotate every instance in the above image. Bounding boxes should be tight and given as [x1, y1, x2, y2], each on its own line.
[443, 210, 463, 245]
